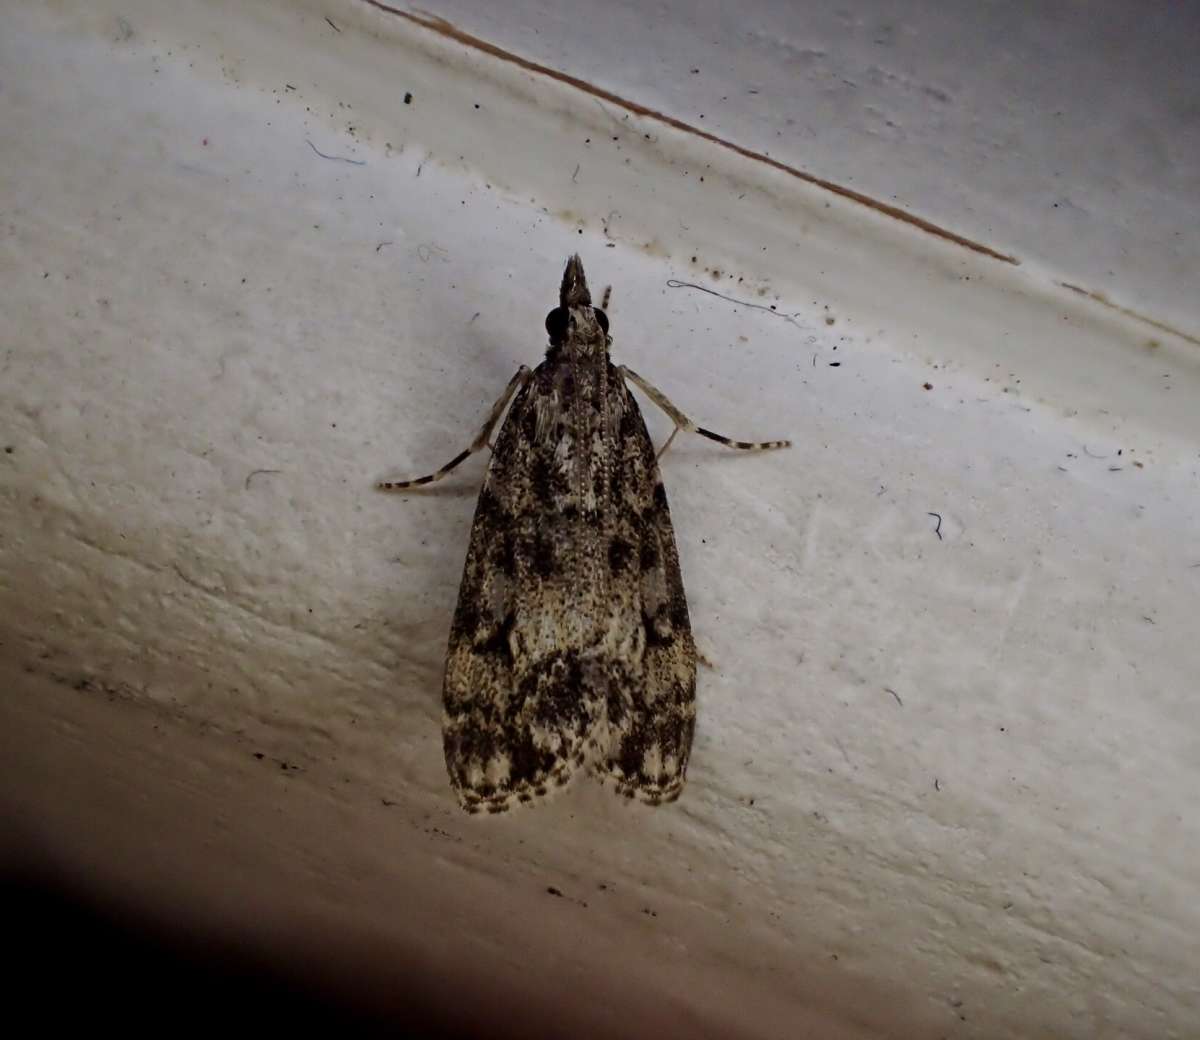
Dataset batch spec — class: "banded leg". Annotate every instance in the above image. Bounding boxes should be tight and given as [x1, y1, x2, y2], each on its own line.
[618, 366, 792, 460]
[377, 366, 531, 489]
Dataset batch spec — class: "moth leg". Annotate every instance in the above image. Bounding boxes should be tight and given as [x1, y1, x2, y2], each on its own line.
[600, 285, 612, 310]
[377, 366, 531, 490]
[618, 366, 792, 460]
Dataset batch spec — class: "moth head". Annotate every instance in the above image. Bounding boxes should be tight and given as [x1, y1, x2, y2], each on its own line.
[546, 254, 609, 349]
[559, 253, 591, 308]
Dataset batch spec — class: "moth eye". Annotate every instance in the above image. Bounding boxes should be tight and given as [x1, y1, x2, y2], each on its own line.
[545, 307, 569, 343]
[594, 308, 609, 335]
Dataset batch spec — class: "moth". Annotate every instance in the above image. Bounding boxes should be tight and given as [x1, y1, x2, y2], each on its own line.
[380, 256, 789, 813]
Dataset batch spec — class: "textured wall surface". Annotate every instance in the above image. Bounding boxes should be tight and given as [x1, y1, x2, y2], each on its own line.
[422, 0, 1200, 337]
[2, 2, 1197, 1037]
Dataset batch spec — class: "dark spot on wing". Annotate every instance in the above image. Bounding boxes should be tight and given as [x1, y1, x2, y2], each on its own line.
[669, 594, 690, 631]
[506, 727, 559, 789]
[452, 599, 480, 638]
[608, 536, 634, 573]
[476, 611, 516, 662]
[559, 652, 585, 712]
[518, 403, 538, 442]
[606, 685, 628, 726]
[643, 609, 675, 648]
[476, 486, 502, 523]
[639, 537, 658, 572]
[530, 530, 556, 578]
[619, 401, 639, 439]
[515, 651, 589, 735]
[493, 530, 516, 577]
[609, 455, 625, 498]
[530, 455, 555, 501]
[617, 729, 646, 782]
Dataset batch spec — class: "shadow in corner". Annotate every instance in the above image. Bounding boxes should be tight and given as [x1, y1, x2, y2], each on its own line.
[2, 866, 481, 1039]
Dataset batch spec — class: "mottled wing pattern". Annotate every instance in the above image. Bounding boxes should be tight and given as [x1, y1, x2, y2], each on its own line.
[442, 361, 600, 813]
[388, 257, 789, 813]
[442, 357, 697, 812]
[589, 367, 697, 803]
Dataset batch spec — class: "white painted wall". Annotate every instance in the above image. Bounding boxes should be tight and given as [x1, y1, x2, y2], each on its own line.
[425, 0, 1200, 335]
[2, 2, 1197, 1037]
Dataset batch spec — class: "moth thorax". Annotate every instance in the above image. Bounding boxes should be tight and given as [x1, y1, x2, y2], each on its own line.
[567, 309, 608, 358]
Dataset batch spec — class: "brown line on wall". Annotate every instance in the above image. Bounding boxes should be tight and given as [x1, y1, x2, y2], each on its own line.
[1058, 283, 1199, 348]
[365, 3, 1200, 347]
[365, 3, 1019, 264]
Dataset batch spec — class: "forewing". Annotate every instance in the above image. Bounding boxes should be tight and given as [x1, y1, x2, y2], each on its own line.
[590, 374, 697, 803]
[441, 365, 597, 813]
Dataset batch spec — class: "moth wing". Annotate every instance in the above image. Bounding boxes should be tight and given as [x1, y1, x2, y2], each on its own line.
[591, 379, 697, 803]
[441, 369, 593, 813]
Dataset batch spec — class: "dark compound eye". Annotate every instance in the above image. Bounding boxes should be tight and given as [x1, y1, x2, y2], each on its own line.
[545, 307, 568, 344]
[546, 307, 607, 343]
